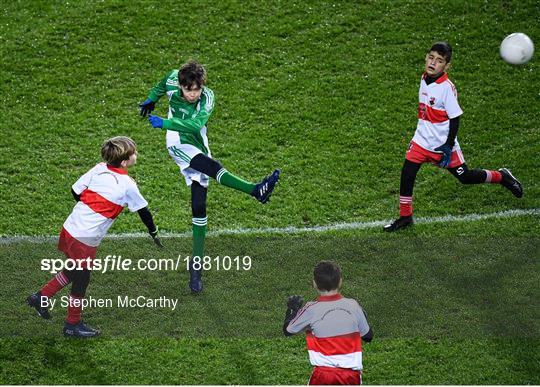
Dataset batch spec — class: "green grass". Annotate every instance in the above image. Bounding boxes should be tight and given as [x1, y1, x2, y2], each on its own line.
[1, 0, 539, 235]
[1, 0, 539, 384]
[1, 218, 539, 383]
[1, 338, 538, 384]
[2, 218, 539, 338]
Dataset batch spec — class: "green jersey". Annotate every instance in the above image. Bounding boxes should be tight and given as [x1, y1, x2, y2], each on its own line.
[148, 70, 215, 154]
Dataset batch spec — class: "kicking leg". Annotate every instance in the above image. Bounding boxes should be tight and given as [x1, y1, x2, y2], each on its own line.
[189, 154, 280, 203]
[448, 163, 488, 184]
[384, 160, 421, 232]
[448, 164, 523, 197]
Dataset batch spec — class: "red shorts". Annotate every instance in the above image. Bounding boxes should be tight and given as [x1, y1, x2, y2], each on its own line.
[405, 141, 465, 169]
[58, 227, 97, 268]
[309, 366, 362, 385]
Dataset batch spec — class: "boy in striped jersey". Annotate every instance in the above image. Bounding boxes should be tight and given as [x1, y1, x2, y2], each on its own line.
[139, 61, 280, 293]
[284, 261, 373, 385]
[27, 137, 162, 337]
[384, 42, 523, 232]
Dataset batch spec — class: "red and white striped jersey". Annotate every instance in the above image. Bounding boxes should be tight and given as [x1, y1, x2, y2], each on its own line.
[63, 163, 148, 247]
[286, 294, 370, 371]
[412, 72, 463, 152]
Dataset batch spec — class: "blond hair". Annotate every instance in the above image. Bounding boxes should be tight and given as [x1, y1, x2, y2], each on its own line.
[101, 136, 137, 167]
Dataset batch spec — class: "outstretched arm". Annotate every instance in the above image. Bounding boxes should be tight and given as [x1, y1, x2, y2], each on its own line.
[140, 73, 170, 117]
[147, 73, 170, 102]
[137, 207, 163, 247]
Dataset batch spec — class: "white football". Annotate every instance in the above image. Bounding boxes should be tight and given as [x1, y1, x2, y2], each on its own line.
[500, 33, 534, 65]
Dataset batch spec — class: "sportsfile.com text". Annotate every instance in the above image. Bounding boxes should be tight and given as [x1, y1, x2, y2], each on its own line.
[40, 255, 252, 274]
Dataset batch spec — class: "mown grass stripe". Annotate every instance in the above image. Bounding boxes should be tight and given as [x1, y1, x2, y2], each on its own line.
[1, 208, 538, 244]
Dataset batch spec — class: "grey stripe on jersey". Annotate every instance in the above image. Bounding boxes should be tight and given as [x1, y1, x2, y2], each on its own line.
[287, 296, 370, 338]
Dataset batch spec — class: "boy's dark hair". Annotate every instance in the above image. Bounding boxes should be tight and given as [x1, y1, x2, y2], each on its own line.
[101, 136, 137, 167]
[179, 60, 207, 90]
[428, 41, 452, 63]
[313, 261, 342, 291]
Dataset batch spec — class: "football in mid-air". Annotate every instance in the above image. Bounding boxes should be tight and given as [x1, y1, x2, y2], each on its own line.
[500, 33, 534, 65]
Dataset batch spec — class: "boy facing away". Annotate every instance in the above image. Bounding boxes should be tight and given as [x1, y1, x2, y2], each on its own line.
[27, 136, 162, 337]
[284, 261, 373, 385]
[384, 41, 523, 232]
[139, 60, 280, 293]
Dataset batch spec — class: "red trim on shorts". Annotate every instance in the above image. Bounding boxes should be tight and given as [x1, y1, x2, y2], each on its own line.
[405, 141, 464, 169]
[58, 227, 97, 266]
[80, 189, 124, 219]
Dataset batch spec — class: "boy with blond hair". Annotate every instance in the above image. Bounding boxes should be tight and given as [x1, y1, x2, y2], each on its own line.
[27, 136, 161, 337]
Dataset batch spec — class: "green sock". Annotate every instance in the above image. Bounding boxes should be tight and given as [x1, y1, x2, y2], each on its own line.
[215, 168, 256, 195]
[192, 217, 207, 261]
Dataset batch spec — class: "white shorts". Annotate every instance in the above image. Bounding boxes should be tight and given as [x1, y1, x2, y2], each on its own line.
[166, 129, 211, 188]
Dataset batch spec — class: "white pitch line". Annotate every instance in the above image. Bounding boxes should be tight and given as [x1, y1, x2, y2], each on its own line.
[1, 208, 538, 245]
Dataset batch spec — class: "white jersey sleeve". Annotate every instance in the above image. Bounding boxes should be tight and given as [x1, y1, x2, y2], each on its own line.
[71, 163, 102, 195]
[124, 178, 148, 212]
[443, 82, 463, 119]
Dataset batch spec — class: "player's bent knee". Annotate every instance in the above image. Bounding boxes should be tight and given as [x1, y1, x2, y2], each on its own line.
[190, 154, 222, 178]
[451, 164, 476, 184]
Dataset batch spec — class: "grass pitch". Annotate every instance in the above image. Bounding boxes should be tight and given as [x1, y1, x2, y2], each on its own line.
[1, 0, 539, 234]
[2, 218, 539, 384]
[0, 0, 539, 384]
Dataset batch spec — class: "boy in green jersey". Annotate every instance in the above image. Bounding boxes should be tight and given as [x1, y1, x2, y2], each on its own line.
[140, 60, 280, 293]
